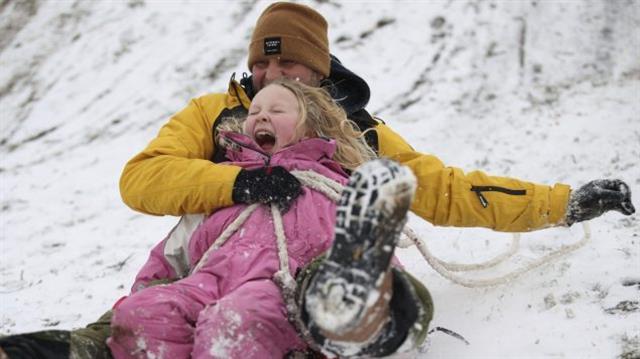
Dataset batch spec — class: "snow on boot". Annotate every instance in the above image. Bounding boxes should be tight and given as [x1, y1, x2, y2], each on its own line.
[305, 158, 417, 336]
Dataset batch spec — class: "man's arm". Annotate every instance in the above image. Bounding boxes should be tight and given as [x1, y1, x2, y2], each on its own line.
[120, 94, 241, 216]
[375, 123, 571, 232]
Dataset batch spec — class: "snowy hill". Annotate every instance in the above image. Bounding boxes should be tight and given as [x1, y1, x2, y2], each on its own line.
[1, 0, 639, 357]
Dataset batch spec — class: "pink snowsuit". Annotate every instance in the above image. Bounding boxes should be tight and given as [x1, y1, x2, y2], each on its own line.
[108, 134, 349, 358]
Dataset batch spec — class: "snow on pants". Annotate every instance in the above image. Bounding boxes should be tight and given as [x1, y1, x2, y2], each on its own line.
[107, 273, 306, 359]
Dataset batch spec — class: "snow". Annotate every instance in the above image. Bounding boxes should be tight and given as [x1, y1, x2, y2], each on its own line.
[1, 0, 639, 358]
[209, 310, 245, 358]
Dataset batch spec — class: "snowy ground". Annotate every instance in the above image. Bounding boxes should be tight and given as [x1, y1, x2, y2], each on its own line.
[1, 1, 639, 358]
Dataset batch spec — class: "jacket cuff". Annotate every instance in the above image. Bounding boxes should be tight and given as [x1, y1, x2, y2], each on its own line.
[549, 183, 571, 225]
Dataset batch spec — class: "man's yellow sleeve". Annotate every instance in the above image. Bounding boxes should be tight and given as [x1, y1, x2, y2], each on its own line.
[376, 123, 570, 232]
[119, 94, 242, 216]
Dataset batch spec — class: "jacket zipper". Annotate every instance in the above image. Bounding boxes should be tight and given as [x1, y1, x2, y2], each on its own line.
[223, 135, 272, 167]
[470, 185, 526, 208]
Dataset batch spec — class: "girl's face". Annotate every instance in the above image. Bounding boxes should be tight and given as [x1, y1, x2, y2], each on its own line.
[244, 84, 304, 154]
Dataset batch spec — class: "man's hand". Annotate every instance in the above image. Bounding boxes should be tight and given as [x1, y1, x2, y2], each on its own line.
[565, 179, 635, 225]
[232, 166, 302, 212]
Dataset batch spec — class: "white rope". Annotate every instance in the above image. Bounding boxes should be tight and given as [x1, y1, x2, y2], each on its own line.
[401, 227, 522, 272]
[271, 202, 292, 275]
[191, 203, 259, 274]
[192, 169, 591, 290]
[402, 223, 591, 288]
[291, 170, 343, 202]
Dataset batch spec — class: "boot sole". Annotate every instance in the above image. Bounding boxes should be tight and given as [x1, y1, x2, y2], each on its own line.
[305, 159, 416, 334]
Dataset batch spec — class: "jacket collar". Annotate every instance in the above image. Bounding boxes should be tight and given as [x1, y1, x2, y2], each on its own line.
[238, 54, 370, 116]
[324, 54, 370, 116]
[220, 131, 338, 165]
[227, 75, 252, 109]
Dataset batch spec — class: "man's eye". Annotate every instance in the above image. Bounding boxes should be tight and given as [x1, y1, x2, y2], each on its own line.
[280, 60, 295, 67]
[254, 61, 267, 69]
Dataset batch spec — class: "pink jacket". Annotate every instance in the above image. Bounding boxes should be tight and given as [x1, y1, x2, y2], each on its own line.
[130, 133, 349, 293]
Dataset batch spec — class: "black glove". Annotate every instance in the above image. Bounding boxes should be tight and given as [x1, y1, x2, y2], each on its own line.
[565, 179, 635, 225]
[232, 166, 302, 212]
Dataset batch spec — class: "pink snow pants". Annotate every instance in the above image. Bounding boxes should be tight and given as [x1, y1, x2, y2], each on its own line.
[107, 272, 306, 358]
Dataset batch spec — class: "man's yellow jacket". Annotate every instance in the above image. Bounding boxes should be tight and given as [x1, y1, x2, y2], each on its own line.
[120, 80, 570, 232]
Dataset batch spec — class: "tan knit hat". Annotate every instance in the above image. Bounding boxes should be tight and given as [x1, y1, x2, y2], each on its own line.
[248, 2, 330, 77]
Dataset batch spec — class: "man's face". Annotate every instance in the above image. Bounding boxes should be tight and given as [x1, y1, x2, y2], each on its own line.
[251, 58, 321, 91]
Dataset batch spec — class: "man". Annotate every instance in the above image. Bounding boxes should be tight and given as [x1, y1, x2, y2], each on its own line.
[1, 2, 633, 358]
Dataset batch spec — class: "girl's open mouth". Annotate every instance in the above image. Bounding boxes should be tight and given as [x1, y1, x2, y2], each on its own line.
[255, 130, 276, 152]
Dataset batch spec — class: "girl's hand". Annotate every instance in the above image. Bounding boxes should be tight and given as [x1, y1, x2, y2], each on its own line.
[232, 166, 302, 212]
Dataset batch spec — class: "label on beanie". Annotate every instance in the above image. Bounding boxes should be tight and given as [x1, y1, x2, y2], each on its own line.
[264, 37, 282, 55]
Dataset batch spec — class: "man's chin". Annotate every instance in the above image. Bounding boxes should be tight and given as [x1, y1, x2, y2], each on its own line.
[258, 76, 315, 90]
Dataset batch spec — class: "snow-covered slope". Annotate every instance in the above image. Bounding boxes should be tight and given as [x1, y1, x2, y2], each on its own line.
[1, 1, 639, 357]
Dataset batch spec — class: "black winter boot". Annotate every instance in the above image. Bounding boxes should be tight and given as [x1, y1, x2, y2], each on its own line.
[304, 159, 416, 343]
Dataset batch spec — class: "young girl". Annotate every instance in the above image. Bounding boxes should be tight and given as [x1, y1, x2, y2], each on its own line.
[106, 79, 424, 358]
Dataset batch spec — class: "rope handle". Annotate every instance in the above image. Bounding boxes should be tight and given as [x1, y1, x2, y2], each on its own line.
[401, 222, 591, 288]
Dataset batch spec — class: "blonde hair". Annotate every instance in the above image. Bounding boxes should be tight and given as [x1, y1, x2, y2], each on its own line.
[268, 78, 377, 170]
[217, 79, 377, 171]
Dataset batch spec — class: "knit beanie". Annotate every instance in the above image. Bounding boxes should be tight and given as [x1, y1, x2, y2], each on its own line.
[248, 2, 330, 77]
